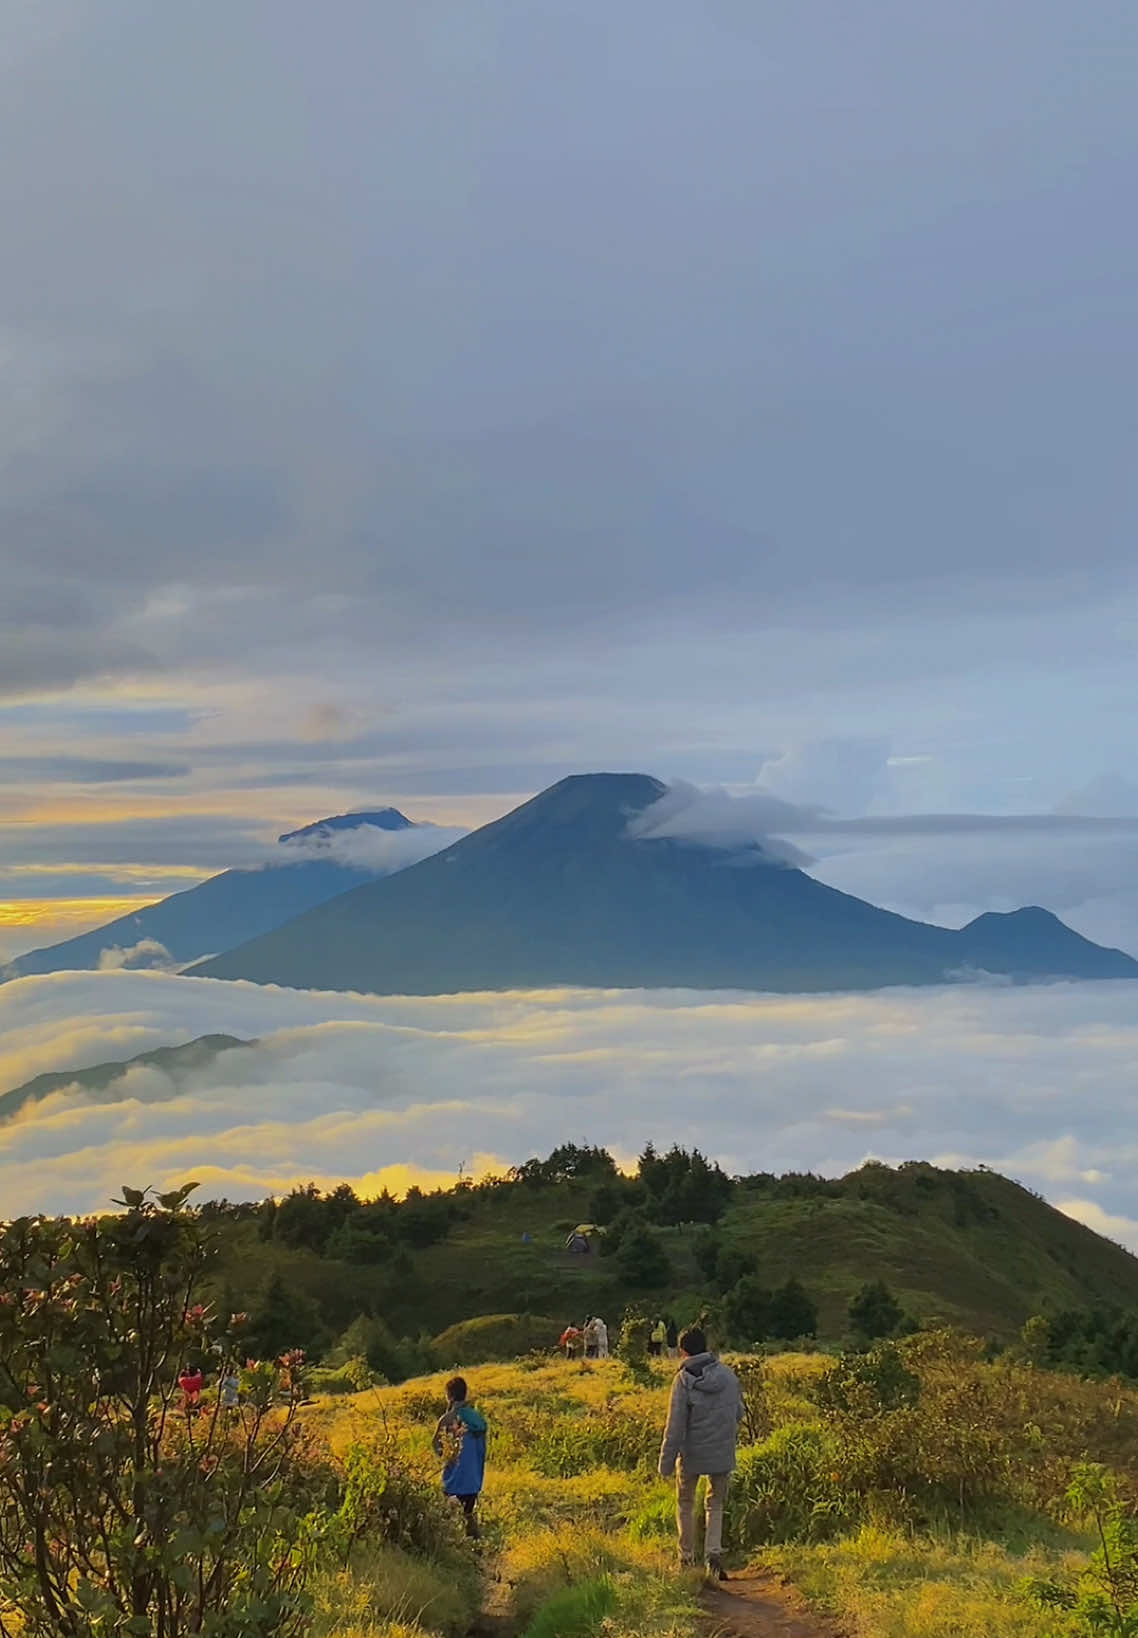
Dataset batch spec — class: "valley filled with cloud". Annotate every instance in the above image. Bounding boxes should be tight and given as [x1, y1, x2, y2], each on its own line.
[1, 970, 1134, 1249]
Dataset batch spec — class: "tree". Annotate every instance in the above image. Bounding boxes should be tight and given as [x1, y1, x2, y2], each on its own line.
[248, 1272, 327, 1359]
[615, 1226, 671, 1288]
[848, 1279, 904, 1341]
[767, 1276, 818, 1340]
[0, 1185, 319, 1637]
[723, 1274, 772, 1346]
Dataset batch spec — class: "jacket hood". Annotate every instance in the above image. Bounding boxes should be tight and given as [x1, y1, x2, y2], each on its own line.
[680, 1352, 729, 1392]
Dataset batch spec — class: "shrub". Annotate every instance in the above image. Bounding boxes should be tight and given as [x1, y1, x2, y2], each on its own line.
[431, 1313, 560, 1365]
[1027, 1464, 1138, 1634]
[311, 1355, 381, 1395]
[727, 1424, 848, 1545]
[0, 1185, 321, 1638]
[848, 1279, 904, 1342]
[322, 1437, 467, 1564]
[528, 1404, 661, 1477]
[520, 1576, 618, 1638]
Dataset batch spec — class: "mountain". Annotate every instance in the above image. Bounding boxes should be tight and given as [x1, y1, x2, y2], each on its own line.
[4, 808, 434, 981]
[277, 808, 413, 845]
[190, 772, 1138, 993]
[0, 1034, 252, 1122]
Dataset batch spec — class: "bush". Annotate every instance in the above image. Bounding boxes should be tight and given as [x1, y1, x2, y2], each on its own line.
[848, 1279, 904, 1342]
[727, 1424, 848, 1545]
[520, 1576, 618, 1638]
[322, 1437, 468, 1564]
[310, 1355, 381, 1395]
[0, 1185, 322, 1638]
[527, 1405, 661, 1477]
[432, 1313, 561, 1364]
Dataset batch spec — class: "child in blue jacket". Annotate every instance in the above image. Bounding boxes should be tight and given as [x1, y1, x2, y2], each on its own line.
[432, 1375, 487, 1538]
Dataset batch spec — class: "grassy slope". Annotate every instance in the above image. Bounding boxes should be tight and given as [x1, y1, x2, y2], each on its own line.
[208, 1163, 1138, 1348]
[308, 1353, 1105, 1638]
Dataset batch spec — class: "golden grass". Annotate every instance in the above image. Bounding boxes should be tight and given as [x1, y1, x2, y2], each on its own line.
[766, 1524, 1084, 1638]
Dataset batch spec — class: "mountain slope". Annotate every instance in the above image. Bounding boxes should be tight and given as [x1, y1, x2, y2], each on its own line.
[191, 773, 1138, 994]
[0, 1034, 252, 1122]
[200, 1157, 1138, 1345]
[4, 809, 430, 981]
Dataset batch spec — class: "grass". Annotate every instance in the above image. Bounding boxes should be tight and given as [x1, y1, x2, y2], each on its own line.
[303, 1344, 1138, 1638]
[767, 1525, 1087, 1637]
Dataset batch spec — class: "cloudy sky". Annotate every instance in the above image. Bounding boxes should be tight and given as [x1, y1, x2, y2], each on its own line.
[1, 1, 1137, 957]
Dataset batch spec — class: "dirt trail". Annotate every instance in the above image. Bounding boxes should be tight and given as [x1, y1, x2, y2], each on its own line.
[701, 1570, 850, 1638]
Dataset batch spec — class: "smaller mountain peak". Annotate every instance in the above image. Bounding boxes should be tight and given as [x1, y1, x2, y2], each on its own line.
[964, 906, 1062, 930]
[278, 808, 413, 845]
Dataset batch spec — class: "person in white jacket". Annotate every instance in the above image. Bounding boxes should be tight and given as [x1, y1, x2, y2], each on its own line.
[657, 1327, 743, 1579]
[594, 1316, 608, 1358]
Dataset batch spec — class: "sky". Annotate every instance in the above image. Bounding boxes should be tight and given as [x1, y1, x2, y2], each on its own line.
[1, 1, 1137, 956]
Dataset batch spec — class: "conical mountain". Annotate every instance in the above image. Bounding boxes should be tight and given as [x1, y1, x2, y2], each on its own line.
[190, 774, 1138, 994]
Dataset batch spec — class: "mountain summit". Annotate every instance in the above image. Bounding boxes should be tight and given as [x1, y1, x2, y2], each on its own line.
[190, 774, 1138, 994]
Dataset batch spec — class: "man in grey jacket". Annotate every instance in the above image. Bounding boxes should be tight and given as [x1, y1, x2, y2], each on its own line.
[657, 1327, 743, 1578]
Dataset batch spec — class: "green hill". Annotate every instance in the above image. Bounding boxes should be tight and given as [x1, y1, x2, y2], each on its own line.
[200, 1149, 1138, 1363]
[0, 1034, 252, 1121]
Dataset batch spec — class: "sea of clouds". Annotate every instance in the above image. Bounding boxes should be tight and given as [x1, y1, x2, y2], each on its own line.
[2, 971, 1136, 1250]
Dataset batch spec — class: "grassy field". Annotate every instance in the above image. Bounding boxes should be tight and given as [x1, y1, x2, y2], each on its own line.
[301, 1340, 1136, 1638]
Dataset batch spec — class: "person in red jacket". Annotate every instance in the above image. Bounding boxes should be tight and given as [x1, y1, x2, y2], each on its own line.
[178, 1364, 204, 1408]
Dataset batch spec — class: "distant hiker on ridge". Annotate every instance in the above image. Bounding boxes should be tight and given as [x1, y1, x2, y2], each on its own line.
[432, 1375, 487, 1540]
[658, 1327, 743, 1580]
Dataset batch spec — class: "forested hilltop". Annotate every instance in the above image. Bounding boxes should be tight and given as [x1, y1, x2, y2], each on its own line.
[193, 1145, 1138, 1384]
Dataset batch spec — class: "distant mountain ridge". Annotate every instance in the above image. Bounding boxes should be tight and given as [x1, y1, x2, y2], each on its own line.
[0, 1034, 252, 1122]
[3, 808, 424, 982]
[191, 772, 1138, 995]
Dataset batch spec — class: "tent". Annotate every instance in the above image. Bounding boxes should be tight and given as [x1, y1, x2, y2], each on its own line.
[564, 1222, 604, 1254]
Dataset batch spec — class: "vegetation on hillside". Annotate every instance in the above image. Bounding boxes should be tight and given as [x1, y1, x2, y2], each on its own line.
[188, 1144, 1138, 1385]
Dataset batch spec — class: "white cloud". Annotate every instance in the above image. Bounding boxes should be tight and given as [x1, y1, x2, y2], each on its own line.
[626, 780, 816, 866]
[96, 938, 176, 972]
[2, 973, 1138, 1244]
[1054, 1199, 1138, 1255]
[272, 822, 468, 873]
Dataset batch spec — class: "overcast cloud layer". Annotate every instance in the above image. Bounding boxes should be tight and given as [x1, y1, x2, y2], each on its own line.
[2, 972, 1137, 1254]
[1, 2, 1137, 936]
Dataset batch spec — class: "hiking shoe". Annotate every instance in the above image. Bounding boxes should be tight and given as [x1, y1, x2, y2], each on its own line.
[705, 1556, 728, 1582]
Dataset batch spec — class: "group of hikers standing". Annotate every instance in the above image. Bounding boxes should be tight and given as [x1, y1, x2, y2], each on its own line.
[434, 1325, 741, 1578]
[558, 1315, 609, 1358]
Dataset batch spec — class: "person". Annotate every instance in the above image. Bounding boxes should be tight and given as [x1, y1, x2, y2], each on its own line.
[559, 1324, 582, 1360]
[594, 1316, 609, 1358]
[220, 1369, 240, 1411]
[583, 1317, 599, 1359]
[432, 1376, 488, 1539]
[178, 1363, 204, 1409]
[658, 1327, 743, 1580]
[665, 1316, 678, 1358]
[650, 1318, 667, 1358]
